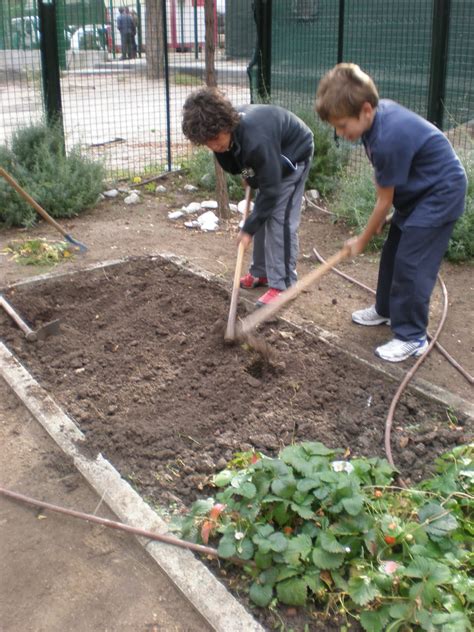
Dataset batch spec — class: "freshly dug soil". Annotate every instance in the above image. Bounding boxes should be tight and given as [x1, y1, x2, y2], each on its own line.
[1, 256, 471, 630]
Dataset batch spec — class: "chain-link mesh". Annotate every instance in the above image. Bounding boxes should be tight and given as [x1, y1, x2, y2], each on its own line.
[0, 1, 472, 180]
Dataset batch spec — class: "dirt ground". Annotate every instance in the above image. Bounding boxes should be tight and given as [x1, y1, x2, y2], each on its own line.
[0, 379, 211, 632]
[0, 176, 472, 631]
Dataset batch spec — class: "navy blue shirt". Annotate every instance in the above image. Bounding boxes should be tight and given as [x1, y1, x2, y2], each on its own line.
[362, 100, 466, 227]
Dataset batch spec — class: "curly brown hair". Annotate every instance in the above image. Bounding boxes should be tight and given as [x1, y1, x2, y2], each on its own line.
[315, 63, 379, 121]
[182, 87, 241, 144]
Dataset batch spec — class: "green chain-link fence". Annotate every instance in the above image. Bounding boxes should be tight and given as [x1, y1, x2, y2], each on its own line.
[0, 1, 472, 179]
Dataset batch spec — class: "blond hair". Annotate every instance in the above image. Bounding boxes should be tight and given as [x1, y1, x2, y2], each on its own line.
[315, 63, 379, 121]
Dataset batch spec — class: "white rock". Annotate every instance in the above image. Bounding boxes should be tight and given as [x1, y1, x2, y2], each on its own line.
[184, 220, 200, 229]
[229, 203, 239, 213]
[103, 189, 119, 198]
[237, 199, 254, 214]
[201, 200, 218, 209]
[124, 192, 140, 205]
[198, 210, 219, 232]
[168, 210, 184, 220]
[307, 189, 320, 201]
[183, 202, 202, 214]
[155, 185, 167, 193]
[184, 184, 198, 192]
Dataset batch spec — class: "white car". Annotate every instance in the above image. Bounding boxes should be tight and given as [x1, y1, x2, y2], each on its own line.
[70, 24, 107, 51]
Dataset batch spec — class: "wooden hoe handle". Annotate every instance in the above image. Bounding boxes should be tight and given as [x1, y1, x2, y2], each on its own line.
[239, 246, 352, 336]
[0, 167, 68, 238]
[224, 186, 252, 341]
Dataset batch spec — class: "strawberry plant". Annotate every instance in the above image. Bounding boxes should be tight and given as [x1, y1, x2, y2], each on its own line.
[178, 442, 473, 631]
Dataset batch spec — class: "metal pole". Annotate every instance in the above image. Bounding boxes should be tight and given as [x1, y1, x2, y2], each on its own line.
[337, 0, 345, 63]
[162, 0, 172, 171]
[136, 0, 142, 57]
[109, 0, 116, 60]
[427, 0, 451, 128]
[194, 0, 199, 59]
[255, 0, 272, 102]
[38, 0, 65, 144]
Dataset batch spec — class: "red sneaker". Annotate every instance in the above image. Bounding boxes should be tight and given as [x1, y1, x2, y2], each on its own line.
[240, 273, 268, 289]
[256, 288, 282, 307]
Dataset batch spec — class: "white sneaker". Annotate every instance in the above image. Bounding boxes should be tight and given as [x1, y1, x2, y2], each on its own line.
[375, 337, 429, 362]
[352, 305, 390, 326]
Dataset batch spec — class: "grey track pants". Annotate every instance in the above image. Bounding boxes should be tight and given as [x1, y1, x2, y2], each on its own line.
[249, 159, 311, 290]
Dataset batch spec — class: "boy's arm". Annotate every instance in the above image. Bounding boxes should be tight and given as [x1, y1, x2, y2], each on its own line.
[346, 184, 394, 256]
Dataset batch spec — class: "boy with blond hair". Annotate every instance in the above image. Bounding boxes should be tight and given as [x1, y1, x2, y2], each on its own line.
[315, 63, 467, 362]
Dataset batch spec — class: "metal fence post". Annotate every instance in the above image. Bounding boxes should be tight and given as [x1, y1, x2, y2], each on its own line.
[427, 0, 451, 128]
[162, 0, 172, 172]
[38, 0, 65, 143]
[254, 0, 272, 101]
[337, 0, 345, 63]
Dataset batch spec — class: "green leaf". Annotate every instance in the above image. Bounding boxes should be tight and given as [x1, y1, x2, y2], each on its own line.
[342, 494, 364, 516]
[254, 550, 273, 569]
[290, 502, 315, 519]
[276, 577, 308, 606]
[237, 481, 257, 499]
[311, 547, 344, 569]
[217, 538, 236, 558]
[418, 503, 459, 539]
[388, 602, 412, 619]
[189, 498, 215, 515]
[319, 531, 347, 554]
[432, 611, 472, 631]
[213, 470, 234, 487]
[282, 534, 313, 565]
[405, 557, 452, 585]
[304, 441, 338, 456]
[268, 532, 288, 553]
[360, 608, 390, 632]
[271, 477, 297, 499]
[297, 477, 320, 493]
[236, 537, 254, 560]
[409, 580, 440, 607]
[273, 501, 290, 526]
[249, 581, 273, 607]
[347, 575, 381, 606]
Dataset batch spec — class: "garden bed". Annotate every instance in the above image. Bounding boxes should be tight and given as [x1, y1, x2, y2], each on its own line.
[1, 256, 471, 630]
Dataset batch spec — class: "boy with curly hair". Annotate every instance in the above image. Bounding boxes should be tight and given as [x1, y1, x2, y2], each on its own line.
[315, 63, 467, 362]
[182, 87, 314, 306]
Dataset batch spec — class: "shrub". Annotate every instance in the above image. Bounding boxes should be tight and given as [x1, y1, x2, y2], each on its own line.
[0, 122, 105, 228]
[178, 443, 472, 631]
[333, 151, 474, 262]
[181, 148, 244, 200]
[295, 110, 350, 198]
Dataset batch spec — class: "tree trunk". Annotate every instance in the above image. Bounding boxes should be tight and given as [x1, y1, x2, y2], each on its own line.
[146, 0, 165, 79]
[204, 0, 230, 219]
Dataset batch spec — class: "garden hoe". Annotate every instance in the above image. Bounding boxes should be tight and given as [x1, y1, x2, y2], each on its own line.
[224, 185, 252, 342]
[236, 245, 352, 341]
[0, 294, 60, 342]
[0, 167, 88, 253]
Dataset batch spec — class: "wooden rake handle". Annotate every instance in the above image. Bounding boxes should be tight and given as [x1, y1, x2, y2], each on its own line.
[0, 167, 69, 238]
[239, 245, 352, 336]
[224, 185, 252, 341]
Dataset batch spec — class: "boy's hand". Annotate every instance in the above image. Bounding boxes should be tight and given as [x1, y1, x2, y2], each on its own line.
[237, 231, 253, 249]
[345, 235, 367, 257]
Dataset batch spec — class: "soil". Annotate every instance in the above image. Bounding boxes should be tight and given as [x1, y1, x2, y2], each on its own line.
[0, 175, 473, 631]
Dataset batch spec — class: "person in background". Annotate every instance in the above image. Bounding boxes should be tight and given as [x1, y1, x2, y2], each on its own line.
[315, 63, 467, 362]
[182, 87, 314, 307]
[117, 7, 135, 60]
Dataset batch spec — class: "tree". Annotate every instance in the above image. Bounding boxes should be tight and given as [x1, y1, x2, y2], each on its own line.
[204, 0, 230, 218]
[146, 0, 165, 79]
